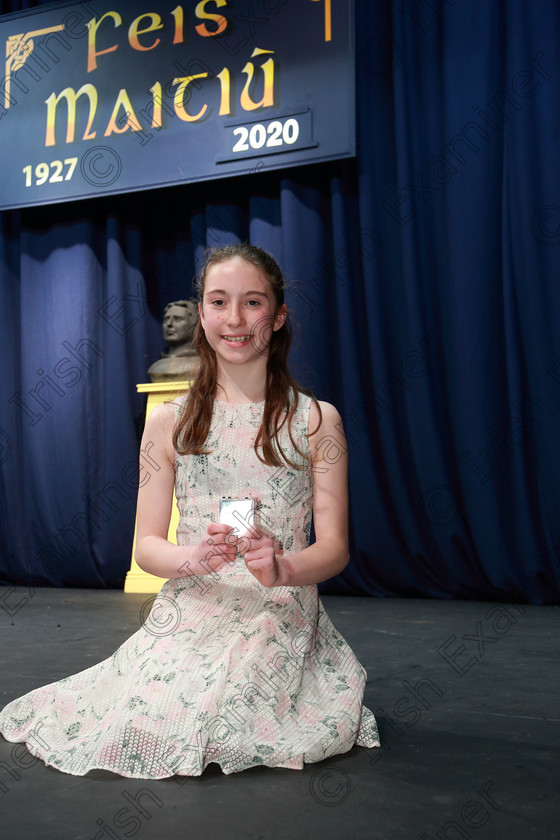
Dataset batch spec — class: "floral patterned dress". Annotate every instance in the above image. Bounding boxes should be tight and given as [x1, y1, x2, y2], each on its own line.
[0, 394, 380, 778]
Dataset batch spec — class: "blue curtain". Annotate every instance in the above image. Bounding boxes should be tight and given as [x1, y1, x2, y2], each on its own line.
[1, 0, 559, 603]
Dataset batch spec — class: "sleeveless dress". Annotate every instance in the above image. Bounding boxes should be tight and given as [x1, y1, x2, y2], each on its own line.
[0, 394, 380, 778]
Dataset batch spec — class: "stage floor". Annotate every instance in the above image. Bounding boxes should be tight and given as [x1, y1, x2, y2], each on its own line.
[0, 588, 557, 840]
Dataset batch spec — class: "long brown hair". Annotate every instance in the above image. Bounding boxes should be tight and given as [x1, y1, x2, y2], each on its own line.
[172, 244, 321, 469]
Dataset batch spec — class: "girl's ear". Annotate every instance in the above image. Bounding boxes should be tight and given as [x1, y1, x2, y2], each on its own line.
[273, 303, 288, 331]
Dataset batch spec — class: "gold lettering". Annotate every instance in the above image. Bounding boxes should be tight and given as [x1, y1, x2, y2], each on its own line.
[216, 67, 230, 115]
[240, 48, 275, 111]
[171, 5, 184, 44]
[149, 81, 163, 128]
[87, 11, 122, 72]
[104, 88, 143, 135]
[173, 74, 209, 121]
[310, 0, 332, 42]
[45, 84, 97, 146]
[194, 0, 228, 37]
[128, 13, 163, 51]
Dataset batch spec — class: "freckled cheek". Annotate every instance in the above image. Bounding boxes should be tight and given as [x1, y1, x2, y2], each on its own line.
[204, 314, 223, 331]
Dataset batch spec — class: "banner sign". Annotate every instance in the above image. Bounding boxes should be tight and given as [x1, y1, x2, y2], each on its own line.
[0, 0, 355, 210]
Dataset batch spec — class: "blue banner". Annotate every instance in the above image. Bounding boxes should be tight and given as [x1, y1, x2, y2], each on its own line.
[0, 0, 354, 209]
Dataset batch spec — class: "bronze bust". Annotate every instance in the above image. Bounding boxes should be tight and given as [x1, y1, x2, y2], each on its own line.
[147, 300, 200, 382]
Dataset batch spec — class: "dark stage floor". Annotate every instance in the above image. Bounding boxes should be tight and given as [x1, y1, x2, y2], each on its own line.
[0, 588, 557, 840]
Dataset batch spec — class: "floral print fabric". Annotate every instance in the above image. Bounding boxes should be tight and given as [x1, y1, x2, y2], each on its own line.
[0, 394, 380, 778]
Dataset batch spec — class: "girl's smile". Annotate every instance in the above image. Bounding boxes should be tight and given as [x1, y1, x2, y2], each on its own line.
[221, 334, 251, 345]
[199, 257, 286, 365]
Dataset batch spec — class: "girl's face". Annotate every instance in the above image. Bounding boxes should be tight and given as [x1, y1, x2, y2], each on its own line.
[199, 257, 287, 367]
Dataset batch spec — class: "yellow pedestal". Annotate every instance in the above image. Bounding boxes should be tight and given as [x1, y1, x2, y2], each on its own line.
[124, 381, 191, 594]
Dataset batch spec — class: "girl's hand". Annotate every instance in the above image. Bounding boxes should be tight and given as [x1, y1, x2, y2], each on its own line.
[239, 533, 283, 588]
[187, 522, 239, 576]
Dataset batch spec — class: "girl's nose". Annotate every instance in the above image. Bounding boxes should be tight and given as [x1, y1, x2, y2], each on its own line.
[227, 303, 243, 326]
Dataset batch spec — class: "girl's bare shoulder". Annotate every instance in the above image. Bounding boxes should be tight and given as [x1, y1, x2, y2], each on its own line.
[144, 400, 179, 429]
[141, 401, 180, 464]
[308, 398, 342, 436]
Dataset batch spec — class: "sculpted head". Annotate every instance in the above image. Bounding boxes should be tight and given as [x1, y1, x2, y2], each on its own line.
[162, 300, 198, 348]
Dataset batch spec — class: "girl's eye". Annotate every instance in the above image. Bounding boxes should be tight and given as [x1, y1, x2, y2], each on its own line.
[246, 299, 260, 307]
[211, 299, 225, 306]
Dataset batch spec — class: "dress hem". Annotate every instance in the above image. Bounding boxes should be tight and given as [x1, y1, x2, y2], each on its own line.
[0, 728, 381, 780]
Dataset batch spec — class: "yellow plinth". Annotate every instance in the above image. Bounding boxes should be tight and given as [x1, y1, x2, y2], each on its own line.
[124, 380, 191, 594]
